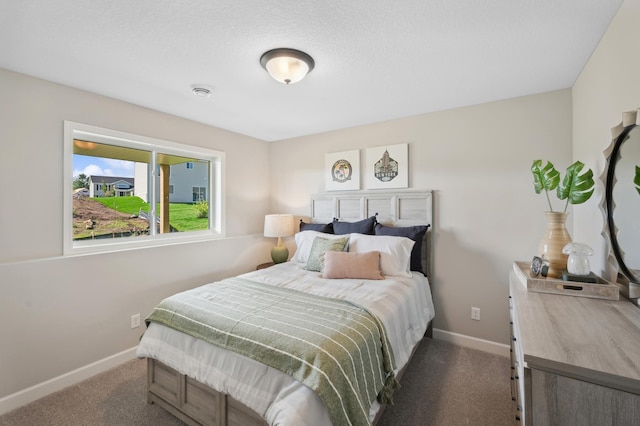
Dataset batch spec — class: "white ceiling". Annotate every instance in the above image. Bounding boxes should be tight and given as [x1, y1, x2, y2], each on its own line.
[0, 1, 623, 141]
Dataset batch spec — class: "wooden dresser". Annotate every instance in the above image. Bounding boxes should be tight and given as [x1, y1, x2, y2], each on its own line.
[509, 264, 640, 425]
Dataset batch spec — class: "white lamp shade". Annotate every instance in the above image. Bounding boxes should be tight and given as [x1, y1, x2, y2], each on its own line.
[264, 214, 295, 238]
[265, 57, 310, 85]
[260, 48, 315, 85]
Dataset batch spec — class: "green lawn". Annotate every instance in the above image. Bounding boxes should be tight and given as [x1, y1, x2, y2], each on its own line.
[94, 196, 208, 232]
[94, 196, 149, 215]
[166, 203, 209, 231]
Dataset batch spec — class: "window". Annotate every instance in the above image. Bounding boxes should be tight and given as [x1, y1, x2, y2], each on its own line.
[193, 187, 206, 202]
[64, 121, 224, 255]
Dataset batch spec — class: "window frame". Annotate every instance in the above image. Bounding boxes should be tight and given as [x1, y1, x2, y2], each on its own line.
[63, 121, 225, 256]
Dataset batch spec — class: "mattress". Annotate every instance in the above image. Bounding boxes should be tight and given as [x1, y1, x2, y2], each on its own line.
[136, 261, 435, 425]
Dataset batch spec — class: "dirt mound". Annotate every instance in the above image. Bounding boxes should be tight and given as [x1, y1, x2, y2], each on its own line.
[73, 197, 149, 239]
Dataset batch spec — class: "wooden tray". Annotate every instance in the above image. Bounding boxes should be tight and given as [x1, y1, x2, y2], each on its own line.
[513, 261, 619, 300]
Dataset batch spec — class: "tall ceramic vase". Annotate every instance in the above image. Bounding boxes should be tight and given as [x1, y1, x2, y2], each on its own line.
[538, 212, 572, 278]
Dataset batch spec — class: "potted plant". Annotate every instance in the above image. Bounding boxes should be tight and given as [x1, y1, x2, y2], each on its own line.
[530, 160, 595, 278]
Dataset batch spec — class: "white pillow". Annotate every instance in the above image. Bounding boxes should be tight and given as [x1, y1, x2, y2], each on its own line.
[290, 231, 350, 264]
[348, 233, 414, 277]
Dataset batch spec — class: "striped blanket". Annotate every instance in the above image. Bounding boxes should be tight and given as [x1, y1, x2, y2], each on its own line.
[146, 277, 398, 426]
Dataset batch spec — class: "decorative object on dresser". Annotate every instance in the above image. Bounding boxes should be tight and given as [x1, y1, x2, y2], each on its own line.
[531, 160, 595, 278]
[529, 256, 549, 278]
[601, 109, 640, 302]
[325, 149, 360, 191]
[509, 265, 640, 425]
[513, 261, 618, 301]
[538, 211, 572, 278]
[263, 214, 294, 263]
[562, 242, 595, 283]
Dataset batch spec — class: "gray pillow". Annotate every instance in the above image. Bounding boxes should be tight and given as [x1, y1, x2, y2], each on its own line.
[375, 224, 430, 273]
[299, 220, 334, 233]
[332, 216, 377, 235]
[304, 236, 349, 272]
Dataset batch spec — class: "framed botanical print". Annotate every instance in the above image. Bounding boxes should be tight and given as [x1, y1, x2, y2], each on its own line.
[365, 143, 408, 189]
[325, 150, 360, 191]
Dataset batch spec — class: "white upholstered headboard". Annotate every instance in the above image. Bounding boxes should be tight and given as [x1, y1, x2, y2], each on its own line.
[310, 190, 433, 278]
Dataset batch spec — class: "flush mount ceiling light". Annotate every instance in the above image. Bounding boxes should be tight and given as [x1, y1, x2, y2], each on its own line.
[260, 48, 315, 85]
[192, 87, 211, 98]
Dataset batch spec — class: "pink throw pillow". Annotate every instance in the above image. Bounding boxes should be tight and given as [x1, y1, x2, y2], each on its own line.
[322, 251, 384, 280]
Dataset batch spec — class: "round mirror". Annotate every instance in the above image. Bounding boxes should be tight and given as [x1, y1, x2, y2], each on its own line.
[605, 122, 640, 285]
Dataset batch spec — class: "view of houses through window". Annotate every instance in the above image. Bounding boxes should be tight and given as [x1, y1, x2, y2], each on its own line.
[65, 122, 223, 254]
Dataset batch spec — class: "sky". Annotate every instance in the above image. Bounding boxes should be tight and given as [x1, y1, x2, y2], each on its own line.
[73, 155, 135, 178]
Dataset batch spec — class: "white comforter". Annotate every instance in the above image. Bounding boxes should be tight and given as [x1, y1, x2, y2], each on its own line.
[136, 262, 435, 426]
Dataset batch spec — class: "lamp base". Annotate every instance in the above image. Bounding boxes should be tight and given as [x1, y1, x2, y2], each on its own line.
[271, 246, 289, 264]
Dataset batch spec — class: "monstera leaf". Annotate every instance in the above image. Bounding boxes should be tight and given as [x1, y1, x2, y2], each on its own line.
[635, 165, 640, 196]
[531, 160, 560, 211]
[557, 161, 595, 211]
[531, 159, 595, 212]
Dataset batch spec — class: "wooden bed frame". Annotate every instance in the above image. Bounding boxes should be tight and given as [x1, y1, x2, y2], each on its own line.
[146, 190, 434, 426]
[147, 338, 423, 426]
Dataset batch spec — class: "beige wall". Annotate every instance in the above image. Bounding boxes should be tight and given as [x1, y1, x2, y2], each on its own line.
[268, 0, 638, 348]
[2, 0, 636, 408]
[269, 90, 573, 345]
[0, 68, 272, 400]
[572, 0, 640, 279]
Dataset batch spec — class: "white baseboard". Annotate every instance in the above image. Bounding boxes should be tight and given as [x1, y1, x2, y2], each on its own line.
[0, 346, 138, 416]
[433, 328, 510, 357]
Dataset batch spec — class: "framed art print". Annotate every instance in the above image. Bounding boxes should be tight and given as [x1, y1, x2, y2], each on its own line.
[365, 143, 408, 189]
[325, 150, 360, 191]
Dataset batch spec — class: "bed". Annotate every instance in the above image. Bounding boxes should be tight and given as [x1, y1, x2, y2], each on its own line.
[137, 190, 435, 426]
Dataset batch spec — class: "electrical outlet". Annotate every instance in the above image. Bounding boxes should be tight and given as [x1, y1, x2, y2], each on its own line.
[471, 307, 480, 321]
[131, 313, 141, 329]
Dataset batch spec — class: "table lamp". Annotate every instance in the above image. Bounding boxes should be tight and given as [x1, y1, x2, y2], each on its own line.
[264, 214, 294, 263]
